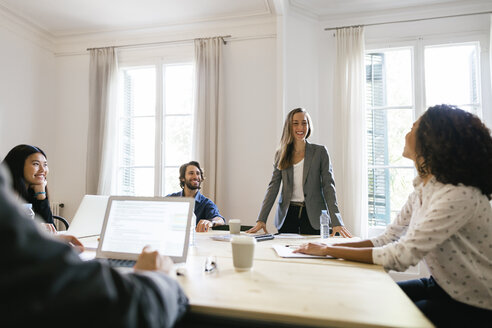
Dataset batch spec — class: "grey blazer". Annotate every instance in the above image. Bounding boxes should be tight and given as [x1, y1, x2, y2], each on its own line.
[257, 141, 344, 230]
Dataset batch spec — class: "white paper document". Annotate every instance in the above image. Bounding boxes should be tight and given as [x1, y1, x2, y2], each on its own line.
[272, 245, 334, 259]
[273, 233, 320, 239]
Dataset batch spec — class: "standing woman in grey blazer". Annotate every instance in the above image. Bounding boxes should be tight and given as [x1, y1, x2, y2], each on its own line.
[247, 108, 352, 237]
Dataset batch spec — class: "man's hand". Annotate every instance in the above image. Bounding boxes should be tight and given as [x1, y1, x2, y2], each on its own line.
[134, 246, 174, 273]
[196, 219, 213, 232]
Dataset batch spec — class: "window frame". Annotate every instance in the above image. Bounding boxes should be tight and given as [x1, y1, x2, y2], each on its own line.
[116, 45, 194, 197]
[365, 33, 491, 236]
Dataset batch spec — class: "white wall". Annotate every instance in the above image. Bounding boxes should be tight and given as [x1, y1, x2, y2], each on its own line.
[0, 17, 87, 216]
[50, 54, 90, 219]
[0, 22, 56, 158]
[282, 8, 320, 138]
[217, 37, 278, 232]
[283, 11, 319, 111]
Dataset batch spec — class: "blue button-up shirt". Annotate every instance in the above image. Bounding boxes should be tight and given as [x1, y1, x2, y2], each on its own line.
[166, 190, 224, 224]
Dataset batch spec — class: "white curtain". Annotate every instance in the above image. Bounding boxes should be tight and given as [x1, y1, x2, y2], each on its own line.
[193, 37, 223, 201]
[333, 27, 368, 238]
[86, 47, 118, 195]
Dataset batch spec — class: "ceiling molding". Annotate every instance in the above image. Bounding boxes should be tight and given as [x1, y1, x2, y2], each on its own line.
[322, 8, 492, 31]
[288, 0, 492, 26]
[0, 3, 55, 51]
[54, 6, 273, 38]
[54, 15, 277, 55]
[288, 0, 320, 20]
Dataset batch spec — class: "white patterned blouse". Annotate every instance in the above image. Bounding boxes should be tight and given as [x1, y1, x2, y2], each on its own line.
[371, 176, 492, 310]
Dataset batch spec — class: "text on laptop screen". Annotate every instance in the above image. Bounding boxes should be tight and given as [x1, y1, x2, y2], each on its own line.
[100, 199, 189, 256]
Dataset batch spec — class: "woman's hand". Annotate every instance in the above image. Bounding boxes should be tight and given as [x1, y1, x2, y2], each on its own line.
[293, 242, 329, 256]
[56, 234, 85, 253]
[134, 246, 174, 273]
[30, 177, 47, 200]
[246, 221, 268, 234]
[295, 242, 374, 263]
[331, 225, 353, 238]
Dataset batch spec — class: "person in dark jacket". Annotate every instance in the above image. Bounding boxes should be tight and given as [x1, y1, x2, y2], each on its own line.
[0, 164, 188, 327]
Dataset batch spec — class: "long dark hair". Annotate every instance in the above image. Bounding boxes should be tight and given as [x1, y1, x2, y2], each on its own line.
[2, 144, 49, 201]
[276, 108, 312, 170]
[416, 104, 492, 199]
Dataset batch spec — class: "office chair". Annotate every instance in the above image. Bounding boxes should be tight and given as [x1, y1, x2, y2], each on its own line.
[53, 215, 70, 231]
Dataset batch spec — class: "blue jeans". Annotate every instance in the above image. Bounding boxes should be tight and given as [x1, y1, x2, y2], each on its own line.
[398, 276, 492, 327]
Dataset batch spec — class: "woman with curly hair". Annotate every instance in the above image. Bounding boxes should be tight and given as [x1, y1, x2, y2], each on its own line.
[295, 104, 492, 326]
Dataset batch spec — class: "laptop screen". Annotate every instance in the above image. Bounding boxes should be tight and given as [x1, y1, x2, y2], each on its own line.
[97, 196, 193, 262]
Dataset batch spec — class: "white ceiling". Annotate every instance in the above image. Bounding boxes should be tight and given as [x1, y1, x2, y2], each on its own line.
[0, 0, 274, 37]
[0, 0, 491, 37]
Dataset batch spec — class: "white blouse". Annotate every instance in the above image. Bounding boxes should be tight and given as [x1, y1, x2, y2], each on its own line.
[371, 176, 492, 310]
[291, 158, 304, 202]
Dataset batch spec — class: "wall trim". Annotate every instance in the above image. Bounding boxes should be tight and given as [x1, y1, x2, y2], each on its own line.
[0, 3, 55, 52]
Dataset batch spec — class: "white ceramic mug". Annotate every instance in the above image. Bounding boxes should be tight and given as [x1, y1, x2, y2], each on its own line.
[231, 235, 256, 271]
[229, 219, 241, 234]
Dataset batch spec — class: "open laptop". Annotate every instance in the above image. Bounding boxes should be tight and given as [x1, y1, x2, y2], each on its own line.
[95, 196, 194, 267]
[66, 195, 109, 238]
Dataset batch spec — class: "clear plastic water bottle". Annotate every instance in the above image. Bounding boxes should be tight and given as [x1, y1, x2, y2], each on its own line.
[320, 210, 330, 239]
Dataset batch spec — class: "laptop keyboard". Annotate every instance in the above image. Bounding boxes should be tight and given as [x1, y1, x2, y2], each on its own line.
[105, 258, 136, 268]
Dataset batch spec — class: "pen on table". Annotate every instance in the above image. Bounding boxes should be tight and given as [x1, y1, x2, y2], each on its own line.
[204, 256, 217, 273]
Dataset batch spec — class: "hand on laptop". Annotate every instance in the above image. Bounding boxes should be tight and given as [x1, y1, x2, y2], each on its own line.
[134, 246, 174, 273]
[56, 234, 84, 253]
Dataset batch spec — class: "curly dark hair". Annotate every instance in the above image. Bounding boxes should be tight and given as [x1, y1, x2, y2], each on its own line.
[415, 104, 492, 199]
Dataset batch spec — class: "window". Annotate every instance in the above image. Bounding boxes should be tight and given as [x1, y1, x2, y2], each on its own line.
[366, 48, 415, 227]
[116, 62, 194, 196]
[425, 43, 480, 115]
[366, 41, 482, 228]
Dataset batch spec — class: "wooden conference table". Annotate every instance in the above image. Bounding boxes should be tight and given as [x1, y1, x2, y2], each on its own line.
[80, 231, 433, 328]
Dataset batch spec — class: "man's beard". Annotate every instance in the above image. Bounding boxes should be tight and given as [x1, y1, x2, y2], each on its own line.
[185, 180, 201, 190]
